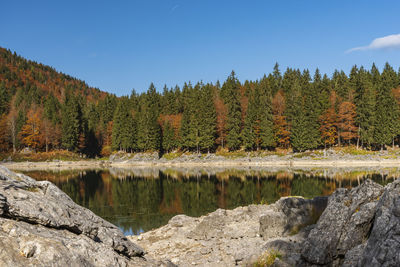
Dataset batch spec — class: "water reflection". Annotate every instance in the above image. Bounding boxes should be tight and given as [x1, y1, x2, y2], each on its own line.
[20, 167, 399, 235]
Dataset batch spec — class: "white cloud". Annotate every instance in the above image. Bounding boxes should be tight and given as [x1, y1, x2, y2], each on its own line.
[171, 4, 179, 12]
[347, 33, 400, 53]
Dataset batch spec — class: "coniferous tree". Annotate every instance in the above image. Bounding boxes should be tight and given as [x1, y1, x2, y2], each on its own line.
[198, 84, 217, 152]
[221, 71, 242, 150]
[289, 81, 308, 152]
[242, 79, 274, 150]
[354, 68, 376, 148]
[272, 90, 290, 148]
[319, 91, 338, 148]
[61, 94, 82, 151]
[374, 63, 400, 148]
[302, 69, 321, 150]
[0, 81, 10, 115]
[136, 83, 161, 151]
[162, 120, 174, 153]
[112, 97, 136, 151]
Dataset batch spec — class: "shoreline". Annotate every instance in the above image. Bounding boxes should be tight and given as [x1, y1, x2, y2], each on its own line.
[3, 158, 400, 171]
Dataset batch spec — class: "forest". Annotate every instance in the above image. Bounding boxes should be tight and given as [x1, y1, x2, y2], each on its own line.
[1, 46, 400, 157]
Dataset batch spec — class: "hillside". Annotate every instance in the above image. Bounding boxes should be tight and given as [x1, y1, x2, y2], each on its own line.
[1, 46, 400, 158]
[0, 47, 115, 156]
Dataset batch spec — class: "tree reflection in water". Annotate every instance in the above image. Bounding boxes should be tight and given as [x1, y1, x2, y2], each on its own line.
[21, 168, 397, 235]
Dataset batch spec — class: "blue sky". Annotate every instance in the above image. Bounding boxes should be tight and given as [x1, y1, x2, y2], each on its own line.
[1, 0, 400, 95]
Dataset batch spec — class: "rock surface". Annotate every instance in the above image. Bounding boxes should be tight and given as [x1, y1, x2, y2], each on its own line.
[299, 178, 400, 266]
[0, 166, 168, 266]
[131, 178, 400, 267]
[129, 196, 328, 266]
[1, 163, 399, 266]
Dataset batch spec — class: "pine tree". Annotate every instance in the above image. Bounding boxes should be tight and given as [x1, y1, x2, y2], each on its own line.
[162, 121, 174, 153]
[0, 81, 10, 115]
[136, 83, 161, 151]
[221, 71, 242, 150]
[374, 63, 400, 148]
[112, 97, 136, 151]
[198, 84, 217, 152]
[289, 81, 308, 152]
[301, 69, 321, 150]
[61, 94, 82, 151]
[354, 68, 375, 148]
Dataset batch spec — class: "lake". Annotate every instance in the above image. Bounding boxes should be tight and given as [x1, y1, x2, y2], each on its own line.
[19, 167, 398, 235]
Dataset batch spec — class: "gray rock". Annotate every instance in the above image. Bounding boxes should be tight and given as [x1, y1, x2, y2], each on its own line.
[0, 166, 159, 266]
[360, 178, 400, 266]
[300, 179, 384, 266]
[259, 196, 327, 240]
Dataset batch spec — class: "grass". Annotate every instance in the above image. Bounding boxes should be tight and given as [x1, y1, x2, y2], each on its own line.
[0, 150, 83, 162]
[162, 152, 184, 160]
[253, 249, 282, 267]
[335, 146, 375, 156]
[23, 186, 39, 192]
[216, 149, 248, 159]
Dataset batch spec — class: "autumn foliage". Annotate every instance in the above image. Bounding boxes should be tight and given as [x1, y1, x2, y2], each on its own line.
[272, 91, 290, 148]
[18, 108, 43, 150]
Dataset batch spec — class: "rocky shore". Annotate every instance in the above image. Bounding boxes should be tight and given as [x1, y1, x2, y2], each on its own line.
[129, 178, 400, 266]
[4, 149, 400, 171]
[1, 164, 399, 266]
[0, 166, 171, 266]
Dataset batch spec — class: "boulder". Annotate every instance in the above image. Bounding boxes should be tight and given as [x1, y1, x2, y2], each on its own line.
[359, 179, 400, 266]
[300, 179, 384, 266]
[259, 196, 328, 240]
[0, 166, 165, 266]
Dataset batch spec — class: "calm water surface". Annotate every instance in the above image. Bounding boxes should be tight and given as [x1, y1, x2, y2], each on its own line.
[20, 168, 398, 235]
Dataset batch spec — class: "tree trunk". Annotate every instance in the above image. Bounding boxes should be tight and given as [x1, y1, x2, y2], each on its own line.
[356, 126, 360, 149]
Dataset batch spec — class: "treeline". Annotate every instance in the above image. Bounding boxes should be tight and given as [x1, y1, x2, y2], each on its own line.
[1, 46, 400, 156]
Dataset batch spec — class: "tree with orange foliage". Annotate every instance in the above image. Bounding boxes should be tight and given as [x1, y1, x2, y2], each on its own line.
[319, 91, 338, 148]
[18, 108, 43, 150]
[0, 114, 10, 151]
[272, 90, 290, 148]
[337, 101, 358, 145]
[214, 94, 228, 148]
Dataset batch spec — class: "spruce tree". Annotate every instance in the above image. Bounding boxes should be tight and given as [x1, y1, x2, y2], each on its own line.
[162, 121, 174, 153]
[112, 97, 136, 151]
[221, 71, 242, 150]
[242, 80, 274, 150]
[374, 63, 400, 148]
[354, 68, 375, 147]
[61, 94, 82, 151]
[289, 81, 308, 152]
[145, 83, 161, 151]
[301, 69, 321, 150]
[198, 84, 217, 152]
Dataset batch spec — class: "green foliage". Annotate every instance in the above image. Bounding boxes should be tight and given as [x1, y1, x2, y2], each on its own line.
[288, 81, 309, 152]
[222, 71, 242, 150]
[242, 79, 274, 150]
[374, 63, 400, 147]
[180, 83, 216, 152]
[61, 94, 82, 151]
[3, 46, 400, 155]
[253, 249, 282, 267]
[112, 97, 136, 151]
[136, 83, 161, 151]
[162, 121, 175, 153]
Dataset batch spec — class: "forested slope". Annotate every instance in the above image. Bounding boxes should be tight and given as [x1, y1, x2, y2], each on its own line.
[1, 46, 400, 157]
